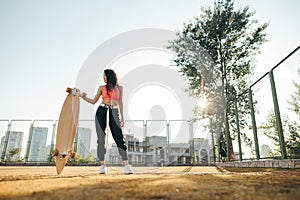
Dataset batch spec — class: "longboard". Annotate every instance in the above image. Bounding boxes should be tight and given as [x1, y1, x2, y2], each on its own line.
[52, 87, 80, 175]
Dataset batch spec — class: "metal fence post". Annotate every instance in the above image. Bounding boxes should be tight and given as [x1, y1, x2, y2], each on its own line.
[166, 121, 170, 165]
[49, 120, 57, 162]
[1, 120, 12, 162]
[73, 128, 79, 153]
[248, 88, 260, 160]
[143, 120, 147, 165]
[189, 122, 195, 164]
[269, 70, 287, 159]
[25, 120, 34, 162]
[234, 99, 243, 161]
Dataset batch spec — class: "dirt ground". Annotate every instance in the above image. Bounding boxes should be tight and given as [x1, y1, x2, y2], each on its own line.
[0, 166, 299, 200]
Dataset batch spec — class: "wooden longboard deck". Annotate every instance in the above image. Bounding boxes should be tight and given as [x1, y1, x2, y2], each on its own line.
[54, 88, 80, 175]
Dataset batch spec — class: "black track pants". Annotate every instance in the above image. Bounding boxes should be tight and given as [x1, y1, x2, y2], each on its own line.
[95, 105, 128, 161]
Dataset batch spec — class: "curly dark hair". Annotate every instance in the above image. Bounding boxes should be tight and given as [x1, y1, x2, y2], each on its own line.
[104, 69, 118, 92]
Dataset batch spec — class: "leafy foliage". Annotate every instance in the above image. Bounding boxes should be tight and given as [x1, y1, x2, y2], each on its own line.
[286, 122, 300, 158]
[286, 70, 300, 158]
[250, 70, 300, 158]
[67, 153, 95, 164]
[288, 69, 300, 121]
[5, 148, 24, 162]
[168, 0, 268, 156]
[260, 110, 300, 158]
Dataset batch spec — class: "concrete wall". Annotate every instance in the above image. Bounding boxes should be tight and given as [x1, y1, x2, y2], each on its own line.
[217, 159, 300, 169]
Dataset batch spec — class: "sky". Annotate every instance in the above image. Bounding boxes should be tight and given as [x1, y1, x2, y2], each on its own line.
[0, 0, 299, 121]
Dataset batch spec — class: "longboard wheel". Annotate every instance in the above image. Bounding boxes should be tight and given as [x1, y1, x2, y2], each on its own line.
[70, 152, 76, 159]
[66, 87, 72, 93]
[52, 149, 59, 156]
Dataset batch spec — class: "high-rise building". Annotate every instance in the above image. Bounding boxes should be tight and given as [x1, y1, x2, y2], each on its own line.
[76, 127, 92, 159]
[0, 136, 5, 157]
[5, 131, 24, 161]
[27, 127, 48, 162]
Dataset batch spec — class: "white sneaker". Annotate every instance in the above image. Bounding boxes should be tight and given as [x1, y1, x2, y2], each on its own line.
[99, 165, 107, 174]
[124, 165, 133, 174]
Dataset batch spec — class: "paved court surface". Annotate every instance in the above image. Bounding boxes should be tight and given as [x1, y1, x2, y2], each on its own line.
[0, 166, 299, 199]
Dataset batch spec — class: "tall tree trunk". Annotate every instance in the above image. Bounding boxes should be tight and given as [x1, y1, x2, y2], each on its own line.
[225, 110, 235, 161]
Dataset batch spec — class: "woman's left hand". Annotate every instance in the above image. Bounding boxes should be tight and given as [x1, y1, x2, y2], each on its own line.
[120, 121, 124, 128]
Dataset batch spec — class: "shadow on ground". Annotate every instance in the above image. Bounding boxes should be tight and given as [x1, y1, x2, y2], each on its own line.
[0, 166, 299, 200]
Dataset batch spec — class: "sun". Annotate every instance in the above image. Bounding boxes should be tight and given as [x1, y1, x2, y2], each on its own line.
[197, 97, 207, 109]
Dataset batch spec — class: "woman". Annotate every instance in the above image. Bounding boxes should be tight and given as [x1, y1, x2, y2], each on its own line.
[80, 69, 133, 174]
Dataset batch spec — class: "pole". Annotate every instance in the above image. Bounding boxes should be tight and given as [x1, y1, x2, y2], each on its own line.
[234, 99, 243, 161]
[248, 89, 260, 160]
[269, 70, 287, 159]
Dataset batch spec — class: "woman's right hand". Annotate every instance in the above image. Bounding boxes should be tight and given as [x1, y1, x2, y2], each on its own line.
[81, 92, 87, 98]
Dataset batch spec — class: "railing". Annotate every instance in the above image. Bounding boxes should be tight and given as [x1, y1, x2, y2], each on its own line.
[0, 119, 213, 165]
[226, 46, 300, 161]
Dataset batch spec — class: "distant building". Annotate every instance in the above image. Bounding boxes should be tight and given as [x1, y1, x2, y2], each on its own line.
[90, 149, 98, 162]
[107, 134, 144, 165]
[261, 144, 272, 158]
[234, 152, 244, 161]
[125, 134, 144, 164]
[5, 131, 24, 161]
[107, 143, 121, 164]
[168, 143, 190, 164]
[193, 138, 210, 163]
[0, 136, 5, 157]
[45, 145, 51, 161]
[27, 127, 48, 162]
[107, 134, 212, 166]
[146, 136, 166, 165]
[76, 127, 92, 159]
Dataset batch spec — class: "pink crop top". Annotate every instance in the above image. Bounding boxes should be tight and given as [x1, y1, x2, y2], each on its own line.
[102, 85, 120, 101]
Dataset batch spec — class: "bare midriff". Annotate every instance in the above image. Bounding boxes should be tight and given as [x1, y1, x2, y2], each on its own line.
[102, 99, 119, 106]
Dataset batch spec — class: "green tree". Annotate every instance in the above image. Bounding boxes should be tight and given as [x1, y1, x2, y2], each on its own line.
[259, 110, 283, 157]
[67, 153, 95, 164]
[286, 122, 300, 158]
[260, 111, 300, 158]
[6, 148, 23, 162]
[286, 70, 300, 158]
[288, 69, 300, 120]
[168, 0, 268, 160]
